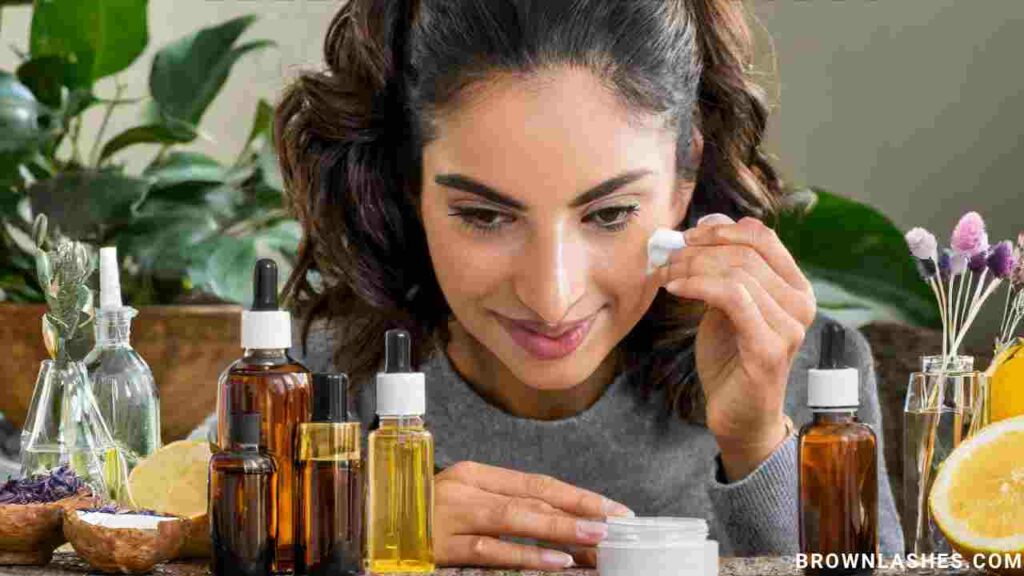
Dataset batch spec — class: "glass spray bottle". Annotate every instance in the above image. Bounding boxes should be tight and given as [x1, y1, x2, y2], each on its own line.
[210, 411, 277, 576]
[85, 246, 160, 501]
[295, 373, 363, 576]
[366, 329, 434, 574]
[217, 259, 311, 572]
[799, 323, 878, 575]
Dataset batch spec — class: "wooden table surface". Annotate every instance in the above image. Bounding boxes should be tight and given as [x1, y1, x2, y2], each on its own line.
[0, 553, 990, 575]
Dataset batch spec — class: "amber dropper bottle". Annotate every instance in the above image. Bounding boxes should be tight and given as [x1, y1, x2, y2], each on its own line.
[366, 329, 435, 574]
[799, 323, 878, 575]
[295, 373, 364, 576]
[210, 411, 278, 576]
[217, 259, 311, 572]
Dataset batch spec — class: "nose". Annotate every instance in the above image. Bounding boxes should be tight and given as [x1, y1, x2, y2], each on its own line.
[513, 221, 587, 324]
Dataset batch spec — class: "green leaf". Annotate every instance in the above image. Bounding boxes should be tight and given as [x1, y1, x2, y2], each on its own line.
[150, 15, 273, 125]
[29, 0, 148, 87]
[242, 98, 274, 153]
[118, 203, 218, 274]
[144, 150, 226, 188]
[98, 122, 197, 163]
[16, 56, 67, 109]
[775, 187, 940, 328]
[27, 169, 150, 239]
[187, 235, 258, 304]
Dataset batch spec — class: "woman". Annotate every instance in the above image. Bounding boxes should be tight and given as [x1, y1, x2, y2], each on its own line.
[268, 0, 903, 569]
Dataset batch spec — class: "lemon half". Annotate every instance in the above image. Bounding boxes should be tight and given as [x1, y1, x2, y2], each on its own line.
[930, 415, 1024, 575]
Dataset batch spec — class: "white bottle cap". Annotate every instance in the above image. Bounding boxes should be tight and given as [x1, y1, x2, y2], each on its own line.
[375, 329, 425, 416]
[647, 228, 687, 274]
[241, 310, 292, 350]
[376, 372, 426, 416]
[808, 368, 859, 408]
[99, 246, 123, 310]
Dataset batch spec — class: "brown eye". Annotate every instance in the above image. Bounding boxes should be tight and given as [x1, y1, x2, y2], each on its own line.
[584, 205, 639, 231]
[449, 207, 516, 233]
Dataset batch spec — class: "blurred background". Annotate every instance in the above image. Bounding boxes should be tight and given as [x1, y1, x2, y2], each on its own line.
[1, 1, 1022, 457]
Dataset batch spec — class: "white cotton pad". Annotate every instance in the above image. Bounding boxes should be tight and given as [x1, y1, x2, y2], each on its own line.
[646, 228, 687, 274]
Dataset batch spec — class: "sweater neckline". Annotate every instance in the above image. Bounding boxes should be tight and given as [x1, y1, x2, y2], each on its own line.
[423, 343, 635, 429]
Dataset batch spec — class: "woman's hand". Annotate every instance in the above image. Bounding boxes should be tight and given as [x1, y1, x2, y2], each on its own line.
[434, 460, 634, 570]
[657, 214, 816, 481]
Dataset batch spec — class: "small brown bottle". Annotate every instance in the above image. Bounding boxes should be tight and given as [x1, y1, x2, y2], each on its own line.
[210, 412, 278, 576]
[217, 259, 311, 572]
[799, 323, 878, 575]
[295, 373, 363, 576]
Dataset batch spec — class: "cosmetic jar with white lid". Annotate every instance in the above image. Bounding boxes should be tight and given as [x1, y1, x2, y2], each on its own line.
[597, 517, 718, 576]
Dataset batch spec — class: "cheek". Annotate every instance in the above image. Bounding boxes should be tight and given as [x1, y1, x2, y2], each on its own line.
[589, 225, 657, 318]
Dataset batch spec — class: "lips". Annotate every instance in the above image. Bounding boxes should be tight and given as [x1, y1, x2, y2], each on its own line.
[495, 313, 597, 360]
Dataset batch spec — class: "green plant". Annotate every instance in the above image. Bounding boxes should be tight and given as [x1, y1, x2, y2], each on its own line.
[0, 1, 297, 306]
[776, 187, 941, 328]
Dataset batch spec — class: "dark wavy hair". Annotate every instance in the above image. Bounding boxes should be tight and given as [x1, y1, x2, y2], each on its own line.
[275, 0, 784, 421]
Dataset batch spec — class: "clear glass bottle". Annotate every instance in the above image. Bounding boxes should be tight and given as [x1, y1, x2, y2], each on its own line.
[217, 259, 311, 572]
[210, 412, 278, 576]
[798, 323, 878, 575]
[366, 330, 434, 574]
[296, 373, 363, 576]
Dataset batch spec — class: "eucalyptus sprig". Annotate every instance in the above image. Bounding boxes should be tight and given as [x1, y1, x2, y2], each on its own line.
[32, 215, 96, 362]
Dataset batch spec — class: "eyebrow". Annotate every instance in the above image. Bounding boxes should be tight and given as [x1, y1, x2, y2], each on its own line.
[433, 169, 652, 211]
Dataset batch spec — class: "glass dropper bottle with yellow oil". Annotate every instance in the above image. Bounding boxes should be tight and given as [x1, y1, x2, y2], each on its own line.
[366, 329, 435, 574]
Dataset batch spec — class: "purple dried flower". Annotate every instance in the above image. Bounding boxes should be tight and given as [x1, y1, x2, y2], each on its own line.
[938, 249, 953, 280]
[0, 465, 87, 505]
[968, 250, 989, 273]
[988, 240, 1016, 279]
[950, 252, 968, 276]
[906, 228, 938, 261]
[951, 212, 990, 256]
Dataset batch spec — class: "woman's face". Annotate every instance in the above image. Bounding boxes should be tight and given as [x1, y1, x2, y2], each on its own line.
[420, 67, 694, 391]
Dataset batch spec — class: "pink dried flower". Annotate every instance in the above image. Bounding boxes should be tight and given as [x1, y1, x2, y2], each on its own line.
[951, 212, 989, 256]
[1018, 231, 1024, 248]
[987, 240, 1016, 279]
[905, 227, 938, 261]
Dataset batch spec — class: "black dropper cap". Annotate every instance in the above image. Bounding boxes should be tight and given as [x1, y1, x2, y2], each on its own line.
[312, 373, 349, 423]
[251, 259, 279, 311]
[228, 412, 262, 447]
[384, 329, 412, 373]
[819, 322, 846, 370]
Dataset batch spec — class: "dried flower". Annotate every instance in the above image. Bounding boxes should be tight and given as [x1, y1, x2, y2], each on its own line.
[968, 250, 989, 273]
[916, 257, 937, 279]
[938, 249, 953, 279]
[951, 252, 969, 276]
[906, 227, 938, 261]
[951, 212, 990, 256]
[988, 241, 1016, 279]
[0, 465, 87, 504]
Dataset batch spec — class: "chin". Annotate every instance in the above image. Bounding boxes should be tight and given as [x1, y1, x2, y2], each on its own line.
[494, 340, 612, 392]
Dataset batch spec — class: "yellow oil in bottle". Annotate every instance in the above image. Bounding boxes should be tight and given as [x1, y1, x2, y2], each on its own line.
[366, 416, 434, 574]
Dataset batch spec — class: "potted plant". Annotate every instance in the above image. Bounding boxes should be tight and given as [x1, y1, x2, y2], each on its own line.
[0, 0, 297, 441]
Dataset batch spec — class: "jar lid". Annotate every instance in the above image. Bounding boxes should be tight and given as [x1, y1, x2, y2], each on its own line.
[601, 517, 708, 547]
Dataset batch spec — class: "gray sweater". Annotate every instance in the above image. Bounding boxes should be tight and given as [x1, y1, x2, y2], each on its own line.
[193, 314, 904, 556]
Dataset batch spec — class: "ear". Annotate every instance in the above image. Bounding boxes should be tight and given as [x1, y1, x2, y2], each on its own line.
[672, 127, 703, 228]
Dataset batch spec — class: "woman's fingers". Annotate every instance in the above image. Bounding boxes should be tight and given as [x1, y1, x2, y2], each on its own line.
[665, 272, 788, 372]
[442, 461, 633, 519]
[664, 244, 815, 328]
[440, 535, 576, 570]
[684, 215, 813, 295]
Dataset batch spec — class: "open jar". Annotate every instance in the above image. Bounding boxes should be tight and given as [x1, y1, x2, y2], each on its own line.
[597, 517, 718, 576]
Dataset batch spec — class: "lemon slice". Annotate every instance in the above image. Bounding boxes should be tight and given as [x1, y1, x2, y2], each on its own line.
[989, 340, 1024, 423]
[930, 415, 1024, 573]
[128, 440, 212, 518]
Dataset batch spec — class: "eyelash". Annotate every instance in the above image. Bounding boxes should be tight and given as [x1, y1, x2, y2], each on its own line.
[447, 205, 641, 235]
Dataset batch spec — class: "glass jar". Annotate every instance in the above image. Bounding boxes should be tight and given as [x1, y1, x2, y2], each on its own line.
[597, 517, 717, 576]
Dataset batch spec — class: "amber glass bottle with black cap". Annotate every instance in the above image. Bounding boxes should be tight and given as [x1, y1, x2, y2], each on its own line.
[210, 411, 278, 576]
[295, 373, 363, 576]
[217, 259, 311, 572]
